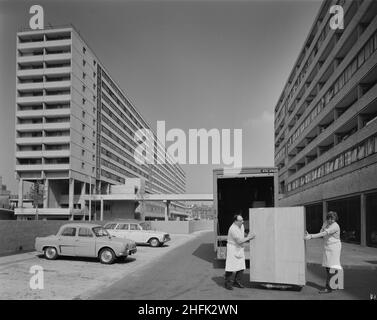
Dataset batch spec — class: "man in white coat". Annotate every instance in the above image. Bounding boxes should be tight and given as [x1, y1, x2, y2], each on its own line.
[224, 215, 255, 290]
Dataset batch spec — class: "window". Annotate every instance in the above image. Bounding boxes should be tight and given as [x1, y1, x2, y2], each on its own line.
[92, 154, 95, 161]
[78, 228, 93, 237]
[82, 111, 85, 118]
[93, 71, 96, 78]
[93, 119, 96, 126]
[82, 136, 85, 144]
[82, 149, 85, 156]
[83, 47, 86, 54]
[93, 107, 96, 114]
[116, 223, 129, 230]
[82, 59, 86, 67]
[92, 130, 95, 138]
[82, 98, 86, 105]
[81, 162, 85, 169]
[104, 223, 117, 230]
[130, 224, 138, 230]
[82, 124, 85, 131]
[93, 60, 97, 67]
[82, 85, 86, 92]
[61, 227, 76, 237]
[92, 142, 95, 149]
[82, 72, 86, 80]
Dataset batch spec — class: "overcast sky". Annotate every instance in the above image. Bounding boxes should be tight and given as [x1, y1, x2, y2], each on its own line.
[0, 0, 322, 194]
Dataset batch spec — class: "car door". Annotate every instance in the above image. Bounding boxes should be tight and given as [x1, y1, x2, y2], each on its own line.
[129, 223, 144, 243]
[115, 223, 130, 239]
[75, 227, 96, 257]
[58, 227, 77, 256]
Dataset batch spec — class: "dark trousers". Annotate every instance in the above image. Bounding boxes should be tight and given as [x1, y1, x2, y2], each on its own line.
[225, 270, 243, 284]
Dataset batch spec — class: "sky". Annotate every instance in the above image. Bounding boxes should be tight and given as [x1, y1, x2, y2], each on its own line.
[0, 0, 322, 194]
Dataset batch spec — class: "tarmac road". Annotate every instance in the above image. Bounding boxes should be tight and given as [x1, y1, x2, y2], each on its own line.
[91, 231, 377, 300]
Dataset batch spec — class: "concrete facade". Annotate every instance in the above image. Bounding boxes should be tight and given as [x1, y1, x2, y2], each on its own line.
[15, 26, 186, 221]
[274, 0, 377, 247]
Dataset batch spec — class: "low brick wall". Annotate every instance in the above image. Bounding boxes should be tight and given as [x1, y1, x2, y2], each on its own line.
[189, 220, 214, 233]
[149, 221, 190, 234]
[0, 219, 214, 256]
[149, 220, 214, 234]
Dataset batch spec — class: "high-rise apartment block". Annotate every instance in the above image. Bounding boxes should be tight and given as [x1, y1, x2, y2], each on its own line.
[274, 0, 377, 247]
[15, 26, 186, 220]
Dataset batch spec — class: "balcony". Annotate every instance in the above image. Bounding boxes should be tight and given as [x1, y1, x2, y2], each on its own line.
[43, 122, 70, 131]
[44, 52, 71, 62]
[16, 164, 44, 171]
[43, 136, 70, 144]
[16, 123, 43, 132]
[42, 163, 70, 171]
[44, 94, 71, 103]
[17, 41, 45, 50]
[16, 150, 43, 158]
[43, 150, 70, 158]
[17, 82, 44, 91]
[44, 39, 71, 48]
[43, 66, 71, 76]
[44, 80, 71, 90]
[17, 54, 44, 63]
[16, 136, 44, 145]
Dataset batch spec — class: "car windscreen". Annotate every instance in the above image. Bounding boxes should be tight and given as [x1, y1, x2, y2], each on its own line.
[92, 227, 110, 237]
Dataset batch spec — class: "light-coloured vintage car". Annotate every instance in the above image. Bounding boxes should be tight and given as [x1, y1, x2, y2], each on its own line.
[104, 220, 170, 247]
[35, 223, 137, 264]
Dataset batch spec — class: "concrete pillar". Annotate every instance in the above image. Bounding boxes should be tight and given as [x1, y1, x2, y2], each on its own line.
[43, 179, 49, 208]
[18, 179, 23, 208]
[100, 198, 104, 221]
[80, 181, 85, 212]
[69, 178, 74, 220]
[360, 193, 366, 247]
[322, 200, 328, 223]
[164, 200, 170, 221]
[106, 183, 110, 195]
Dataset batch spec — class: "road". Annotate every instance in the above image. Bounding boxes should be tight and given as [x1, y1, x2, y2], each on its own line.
[91, 231, 377, 300]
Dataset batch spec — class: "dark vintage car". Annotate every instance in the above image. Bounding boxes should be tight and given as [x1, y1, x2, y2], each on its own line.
[35, 223, 137, 264]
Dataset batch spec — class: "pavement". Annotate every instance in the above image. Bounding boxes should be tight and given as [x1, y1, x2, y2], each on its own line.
[0, 230, 376, 300]
[91, 231, 377, 300]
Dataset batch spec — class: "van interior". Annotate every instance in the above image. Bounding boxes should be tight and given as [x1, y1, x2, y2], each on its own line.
[217, 176, 275, 235]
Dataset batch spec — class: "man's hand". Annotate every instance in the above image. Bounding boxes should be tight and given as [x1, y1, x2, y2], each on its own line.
[247, 233, 256, 240]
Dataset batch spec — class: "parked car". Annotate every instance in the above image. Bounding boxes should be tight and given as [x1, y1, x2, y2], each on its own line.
[35, 223, 137, 264]
[104, 220, 170, 247]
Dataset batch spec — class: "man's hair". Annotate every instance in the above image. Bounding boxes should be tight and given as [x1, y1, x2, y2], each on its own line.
[326, 211, 338, 221]
[233, 214, 242, 222]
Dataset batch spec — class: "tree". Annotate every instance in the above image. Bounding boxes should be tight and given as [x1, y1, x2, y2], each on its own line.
[30, 181, 44, 220]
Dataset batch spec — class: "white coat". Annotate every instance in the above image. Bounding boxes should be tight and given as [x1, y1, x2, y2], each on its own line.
[225, 223, 246, 272]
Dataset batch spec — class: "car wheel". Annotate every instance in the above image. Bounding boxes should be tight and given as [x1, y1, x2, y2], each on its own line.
[44, 247, 58, 260]
[149, 238, 161, 247]
[99, 248, 116, 264]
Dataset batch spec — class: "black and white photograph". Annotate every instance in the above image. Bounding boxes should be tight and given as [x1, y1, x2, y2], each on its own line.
[0, 0, 377, 309]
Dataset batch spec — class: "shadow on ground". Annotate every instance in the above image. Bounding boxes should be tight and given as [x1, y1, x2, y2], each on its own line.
[36, 254, 136, 264]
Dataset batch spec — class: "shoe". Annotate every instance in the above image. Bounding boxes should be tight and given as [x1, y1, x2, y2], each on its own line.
[318, 288, 332, 294]
[233, 281, 245, 288]
[225, 281, 234, 290]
